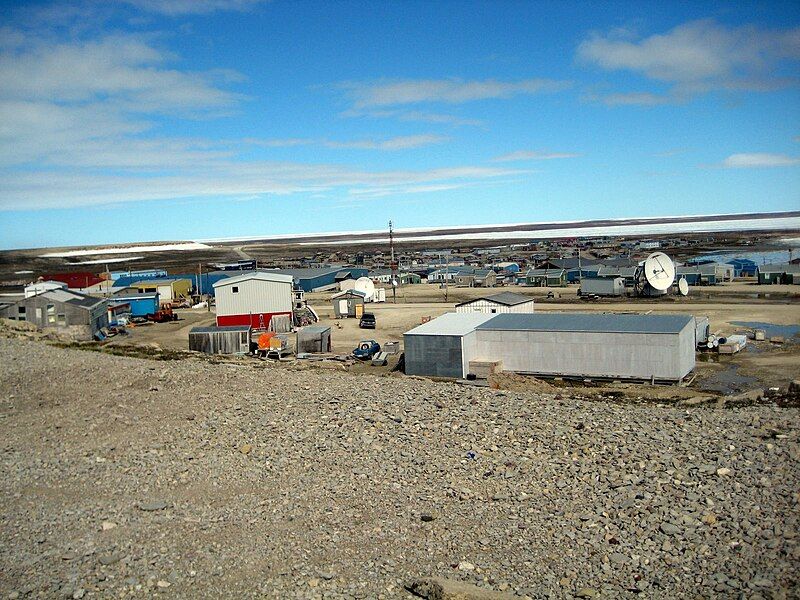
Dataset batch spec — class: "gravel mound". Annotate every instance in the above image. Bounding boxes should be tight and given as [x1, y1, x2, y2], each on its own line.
[0, 337, 797, 599]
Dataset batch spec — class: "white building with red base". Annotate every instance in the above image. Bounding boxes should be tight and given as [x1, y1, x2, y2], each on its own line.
[213, 272, 294, 329]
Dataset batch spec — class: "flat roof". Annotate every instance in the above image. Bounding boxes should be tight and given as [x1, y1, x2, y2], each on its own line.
[456, 291, 534, 307]
[213, 271, 295, 287]
[404, 312, 496, 337]
[476, 312, 694, 334]
[190, 326, 251, 334]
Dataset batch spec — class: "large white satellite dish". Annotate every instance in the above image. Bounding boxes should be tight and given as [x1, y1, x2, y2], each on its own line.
[354, 276, 375, 301]
[678, 278, 689, 296]
[643, 252, 675, 291]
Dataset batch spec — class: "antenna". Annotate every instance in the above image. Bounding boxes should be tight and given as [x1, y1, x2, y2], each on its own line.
[678, 277, 689, 296]
[389, 220, 397, 304]
[643, 252, 675, 292]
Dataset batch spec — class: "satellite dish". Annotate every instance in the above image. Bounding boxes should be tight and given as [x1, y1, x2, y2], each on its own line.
[391, 279, 398, 287]
[354, 276, 375, 300]
[643, 252, 675, 291]
[678, 278, 689, 296]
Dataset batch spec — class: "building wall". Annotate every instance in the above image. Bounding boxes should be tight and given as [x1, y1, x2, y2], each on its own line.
[580, 278, 625, 296]
[473, 324, 695, 381]
[456, 299, 535, 314]
[217, 312, 290, 329]
[189, 329, 250, 354]
[112, 295, 160, 317]
[404, 334, 465, 378]
[216, 278, 293, 317]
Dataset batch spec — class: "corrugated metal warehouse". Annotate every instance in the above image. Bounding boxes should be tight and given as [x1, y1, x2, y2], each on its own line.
[474, 313, 696, 382]
[404, 313, 496, 378]
[213, 271, 294, 329]
[456, 292, 535, 314]
[189, 326, 251, 354]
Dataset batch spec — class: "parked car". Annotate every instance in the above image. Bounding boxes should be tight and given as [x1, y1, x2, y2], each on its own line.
[353, 339, 381, 360]
[359, 312, 376, 329]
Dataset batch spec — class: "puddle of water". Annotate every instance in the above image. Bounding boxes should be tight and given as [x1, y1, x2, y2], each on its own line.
[698, 363, 758, 395]
[730, 321, 800, 339]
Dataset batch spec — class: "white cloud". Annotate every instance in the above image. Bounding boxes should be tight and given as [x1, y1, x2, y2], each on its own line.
[578, 20, 800, 99]
[720, 153, 800, 168]
[492, 150, 580, 162]
[341, 107, 484, 127]
[122, 0, 268, 15]
[343, 77, 572, 108]
[599, 92, 671, 106]
[0, 163, 529, 210]
[325, 134, 447, 150]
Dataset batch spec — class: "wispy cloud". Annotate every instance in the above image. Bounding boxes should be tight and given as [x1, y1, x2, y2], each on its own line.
[342, 77, 572, 108]
[325, 134, 447, 150]
[719, 153, 800, 168]
[578, 20, 800, 103]
[654, 148, 689, 157]
[121, 0, 268, 16]
[598, 91, 672, 106]
[492, 150, 580, 162]
[341, 107, 484, 127]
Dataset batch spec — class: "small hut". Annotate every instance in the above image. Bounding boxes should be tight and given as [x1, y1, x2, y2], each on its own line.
[297, 325, 332, 353]
[189, 325, 251, 354]
[331, 289, 366, 318]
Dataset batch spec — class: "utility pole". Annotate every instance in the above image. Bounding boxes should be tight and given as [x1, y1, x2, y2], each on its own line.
[442, 252, 449, 303]
[577, 242, 582, 285]
[389, 220, 397, 304]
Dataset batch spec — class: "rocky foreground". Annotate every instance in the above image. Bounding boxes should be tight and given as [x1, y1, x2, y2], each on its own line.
[0, 337, 798, 599]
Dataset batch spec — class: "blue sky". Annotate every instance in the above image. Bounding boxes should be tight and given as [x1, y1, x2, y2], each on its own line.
[0, 0, 799, 249]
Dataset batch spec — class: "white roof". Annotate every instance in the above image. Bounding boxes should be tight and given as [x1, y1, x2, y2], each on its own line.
[404, 312, 496, 337]
[213, 271, 294, 288]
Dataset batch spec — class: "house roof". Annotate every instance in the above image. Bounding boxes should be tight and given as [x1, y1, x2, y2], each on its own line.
[26, 288, 105, 310]
[476, 312, 694, 334]
[331, 289, 366, 299]
[213, 271, 295, 288]
[527, 268, 566, 277]
[456, 292, 534, 307]
[757, 263, 800, 274]
[404, 312, 496, 337]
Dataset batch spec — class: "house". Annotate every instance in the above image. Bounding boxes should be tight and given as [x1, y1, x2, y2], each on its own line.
[368, 269, 421, 285]
[44, 271, 104, 289]
[110, 293, 160, 317]
[0, 288, 107, 341]
[757, 263, 800, 284]
[213, 271, 294, 329]
[455, 292, 535, 314]
[473, 269, 497, 288]
[525, 268, 567, 287]
[493, 262, 520, 274]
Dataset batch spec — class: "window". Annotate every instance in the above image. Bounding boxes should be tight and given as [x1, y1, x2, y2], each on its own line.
[57, 313, 66, 325]
[491, 308, 497, 313]
[18, 306, 26, 320]
[47, 304, 56, 324]
[232, 286, 239, 293]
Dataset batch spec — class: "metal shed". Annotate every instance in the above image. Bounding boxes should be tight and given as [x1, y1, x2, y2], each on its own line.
[296, 325, 332, 353]
[474, 313, 696, 382]
[580, 277, 625, 297]
[189, 325, 251, 354]
[456, 292, 535, 314]
[403, 313, 496, 378]
[213, 271, 294, 329]
[331, 289, 365, 318]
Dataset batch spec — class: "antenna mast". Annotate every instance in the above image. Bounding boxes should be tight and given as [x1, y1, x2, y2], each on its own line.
[389, 220, 397, 304]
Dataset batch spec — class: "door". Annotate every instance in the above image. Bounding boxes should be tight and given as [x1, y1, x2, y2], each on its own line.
[355, 304, 364, 318]
[338, 299, 349, 315]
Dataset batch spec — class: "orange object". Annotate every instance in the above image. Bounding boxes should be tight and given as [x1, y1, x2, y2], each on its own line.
[257, 332, 275, 349]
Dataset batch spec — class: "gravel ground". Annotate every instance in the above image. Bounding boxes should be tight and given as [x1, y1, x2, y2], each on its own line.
[0, 337, 798, 599]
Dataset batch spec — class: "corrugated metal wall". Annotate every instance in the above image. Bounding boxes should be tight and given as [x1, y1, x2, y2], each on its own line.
[473, 324, 695, 380]
[404, 334, 465, 378]
[216, 278, 293, 317]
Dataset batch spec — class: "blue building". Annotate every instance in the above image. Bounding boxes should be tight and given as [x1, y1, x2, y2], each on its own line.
[111, 293, 160, 317]
[268, 266, 370, 292]
[109, 268, 167, 281]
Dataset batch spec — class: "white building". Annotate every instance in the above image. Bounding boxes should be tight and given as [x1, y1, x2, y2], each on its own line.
[213, 271, 294, 329]
[455, 292, 535, 314]
[24, 280, 67, 298]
